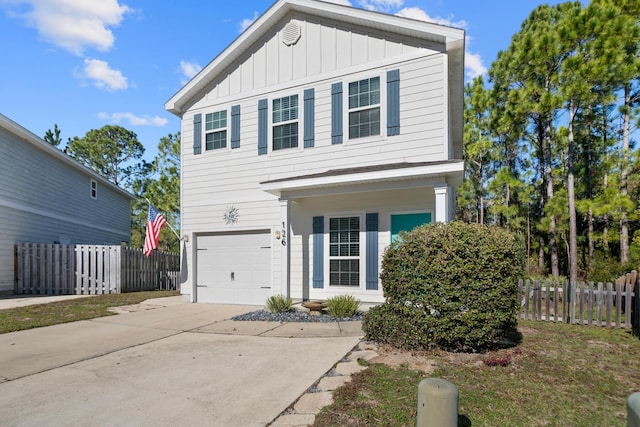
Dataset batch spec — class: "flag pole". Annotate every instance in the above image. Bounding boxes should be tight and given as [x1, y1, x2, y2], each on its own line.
[145, 198, 181, 241]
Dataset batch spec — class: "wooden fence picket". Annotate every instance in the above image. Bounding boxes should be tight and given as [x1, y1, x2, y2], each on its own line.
[519, 278, 638, 329]
[14, 243, 178, 296]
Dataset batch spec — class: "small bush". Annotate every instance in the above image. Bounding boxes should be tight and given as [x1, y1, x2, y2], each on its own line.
[265, 294, 292, 313]
[587, 255, 637, 284]
[326, 295, 361, 318]
[363, 221, 525, 352]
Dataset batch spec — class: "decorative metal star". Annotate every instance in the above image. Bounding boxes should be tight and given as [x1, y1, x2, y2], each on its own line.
[223, 205, 239, 225]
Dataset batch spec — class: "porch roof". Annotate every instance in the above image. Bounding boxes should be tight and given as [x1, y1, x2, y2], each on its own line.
[260, 160, 464, 198]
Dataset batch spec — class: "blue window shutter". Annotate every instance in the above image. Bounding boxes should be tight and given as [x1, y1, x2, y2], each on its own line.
[193, 113, 202, 155]
[331, 82, 343, 144]
[312, 216, 324, 289]
[231, 105, 240, 149]
[303, 88, 315, 148]
[366, 213, 379, 290]
[387, 69, 400, 136]
[258, 99, 268, 155]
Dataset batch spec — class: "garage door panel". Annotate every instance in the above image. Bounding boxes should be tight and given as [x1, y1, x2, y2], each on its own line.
[196, 231, 272, 304]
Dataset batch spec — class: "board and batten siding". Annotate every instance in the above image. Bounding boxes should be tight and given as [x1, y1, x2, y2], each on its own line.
[201, 14, 442, 103]
[0, 125, 131, 294]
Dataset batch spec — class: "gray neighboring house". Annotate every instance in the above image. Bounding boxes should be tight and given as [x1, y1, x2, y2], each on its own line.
[0, 114, 134, 295]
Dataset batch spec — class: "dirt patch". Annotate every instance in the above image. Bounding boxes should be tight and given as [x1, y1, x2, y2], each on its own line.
[369, 345, 437, 373]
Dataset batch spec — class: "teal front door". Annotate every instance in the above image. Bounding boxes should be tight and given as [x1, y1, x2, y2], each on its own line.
[391, 212, 432, 243]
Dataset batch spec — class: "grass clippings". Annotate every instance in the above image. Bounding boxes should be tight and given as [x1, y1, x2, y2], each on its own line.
[315, 320, 640, 427]
[0, 291, 179, 334]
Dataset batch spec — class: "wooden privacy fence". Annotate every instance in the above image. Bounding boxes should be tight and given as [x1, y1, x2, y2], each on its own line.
[518, 277, 640, 329]
[15, 243, 180, 295]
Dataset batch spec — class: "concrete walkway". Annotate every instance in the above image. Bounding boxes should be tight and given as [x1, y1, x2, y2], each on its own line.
[0, 297, 364, 426]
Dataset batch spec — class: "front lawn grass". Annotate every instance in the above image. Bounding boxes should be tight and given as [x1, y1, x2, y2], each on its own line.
[315, 320, 640, 426]
[0, 291, 179, 334]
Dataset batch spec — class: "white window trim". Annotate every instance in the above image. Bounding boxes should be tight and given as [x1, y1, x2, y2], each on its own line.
[323, 212, 366, 290]
[344, 72, 386, 144]
[90, 179, 97, 200]
[268, 90, 304, 155]
[204, 109, 229, 152]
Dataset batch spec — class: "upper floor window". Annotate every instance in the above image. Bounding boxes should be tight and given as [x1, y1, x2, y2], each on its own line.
[272, 95, 298, 151]
[205, 110, 227, 150]
[348, 76, 380, 139]
[90, 179, 97, 199]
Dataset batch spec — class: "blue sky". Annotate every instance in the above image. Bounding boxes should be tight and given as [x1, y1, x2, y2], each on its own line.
[0, 0, 571, 163]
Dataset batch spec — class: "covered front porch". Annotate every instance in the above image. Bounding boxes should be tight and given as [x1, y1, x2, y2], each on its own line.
[261, 161, 464, 302]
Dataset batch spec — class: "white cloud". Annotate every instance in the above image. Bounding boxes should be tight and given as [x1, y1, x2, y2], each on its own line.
[75, 58, 128, 91]
[395, 7, 468, 30]
[239, 11, 259, 33]
[465, 52, 488, 79]
[179, 60, 202, 84]
[98, 112, 168, 127]
[2, 0, 131, 55]
[357, 0, 402, 12]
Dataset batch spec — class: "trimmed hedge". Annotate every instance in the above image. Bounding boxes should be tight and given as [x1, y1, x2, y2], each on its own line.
[363, 221, 525, 352]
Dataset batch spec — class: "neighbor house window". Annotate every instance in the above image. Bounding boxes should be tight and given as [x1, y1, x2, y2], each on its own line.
[272, 95, 298, 150]
[329, 216, 360, 286]
[90, 179, 97, 199]
[348, 76, 380, 139]
[205, 110, 227, 150]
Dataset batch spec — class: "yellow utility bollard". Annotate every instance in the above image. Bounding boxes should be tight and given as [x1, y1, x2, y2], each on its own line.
[417, 378, 458, 427]
[629, 392, 640, 427]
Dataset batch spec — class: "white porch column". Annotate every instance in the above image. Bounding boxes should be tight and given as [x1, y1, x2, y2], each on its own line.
[434, 185, 451, 223]
[279, 197, 290, 298]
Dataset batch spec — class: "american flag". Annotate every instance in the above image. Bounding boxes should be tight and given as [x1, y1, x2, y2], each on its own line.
[143, 204, 167, 257]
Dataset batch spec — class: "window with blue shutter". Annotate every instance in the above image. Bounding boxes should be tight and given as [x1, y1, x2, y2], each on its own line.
[193, 113, 202, 155]
[231, 105, 240, 149]
[313, 216, 324, 288]
[331, 82, 343, 144]
[387, 69, 400, 136]
[366, 213, 379, 290]
[304, 88, 315, 148]
[258, 99, 268, 155]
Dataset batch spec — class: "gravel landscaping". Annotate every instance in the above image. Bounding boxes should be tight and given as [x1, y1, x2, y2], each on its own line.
[231, 310, 363, 323]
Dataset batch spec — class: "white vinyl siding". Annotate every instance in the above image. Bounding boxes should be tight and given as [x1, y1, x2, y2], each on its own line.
[179, 19, 453, 302]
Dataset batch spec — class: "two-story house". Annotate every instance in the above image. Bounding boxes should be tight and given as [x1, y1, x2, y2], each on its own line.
[166, 0, 465, 305]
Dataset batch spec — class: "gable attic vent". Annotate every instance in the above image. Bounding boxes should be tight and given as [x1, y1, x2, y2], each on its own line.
[282, 22, 301, 46]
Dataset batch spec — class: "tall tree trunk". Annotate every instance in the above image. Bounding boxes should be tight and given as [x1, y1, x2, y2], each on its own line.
[604, 172, 610, 256]
[586, 120, 594, 269]
[567, 100, 578, 286]
[544, 119, 560, 278]
[479, 162, 484, 225]
[620, 83, 631, 264]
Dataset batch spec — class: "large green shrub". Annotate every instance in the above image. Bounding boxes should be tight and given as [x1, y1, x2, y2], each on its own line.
[363, 221, 525, 352]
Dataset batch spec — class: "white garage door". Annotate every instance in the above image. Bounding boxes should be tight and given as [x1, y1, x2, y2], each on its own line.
[196, 231, 271, 304]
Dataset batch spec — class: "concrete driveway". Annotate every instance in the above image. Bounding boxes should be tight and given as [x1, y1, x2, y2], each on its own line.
[0, 297, 362, 426]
